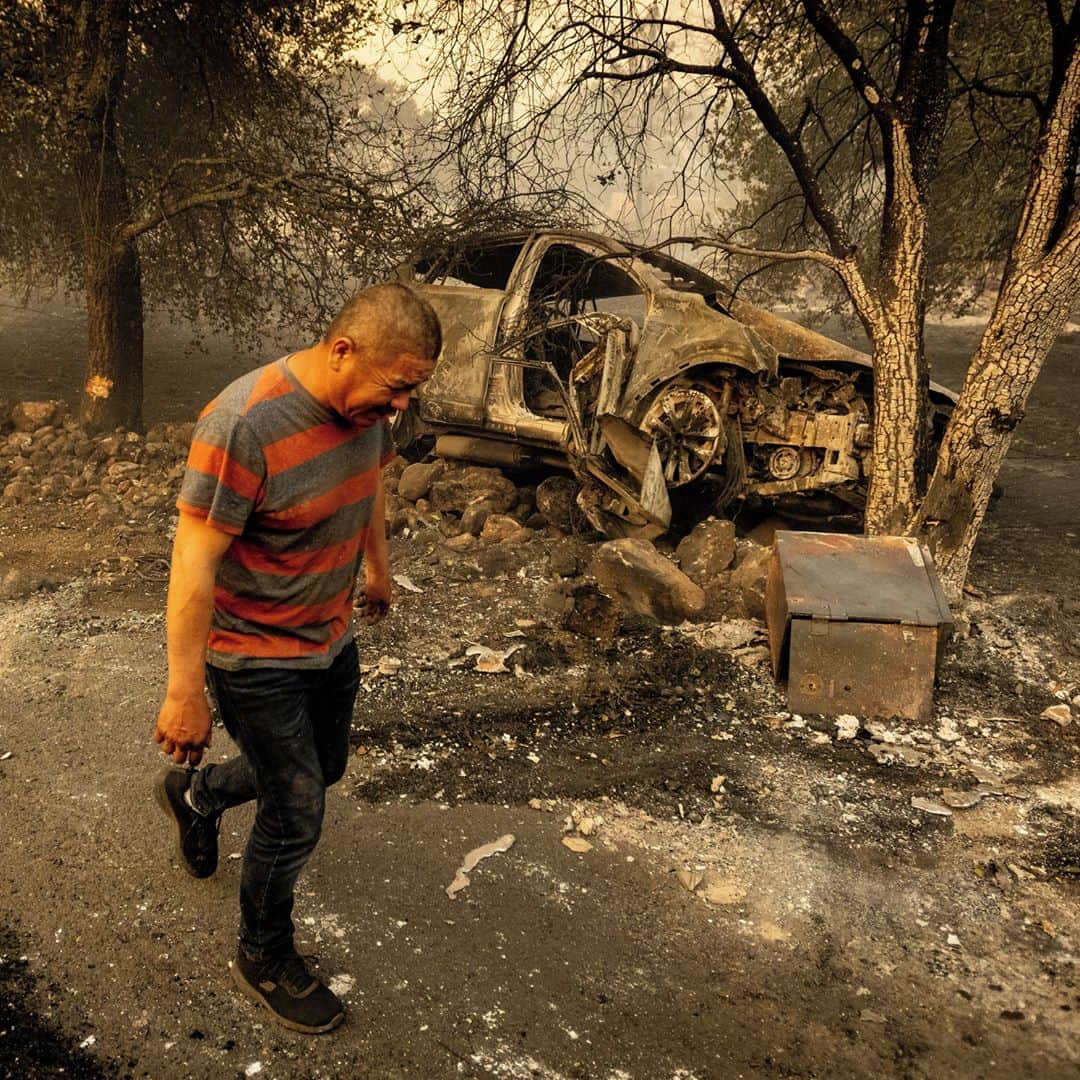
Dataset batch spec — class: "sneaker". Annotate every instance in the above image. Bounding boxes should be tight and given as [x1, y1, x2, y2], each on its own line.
[154, 766, 220, 878]
[231, 952, 345, 1034]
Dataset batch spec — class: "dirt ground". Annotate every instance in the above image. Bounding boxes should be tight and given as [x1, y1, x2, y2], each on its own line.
[0, 297, 1077, 1079]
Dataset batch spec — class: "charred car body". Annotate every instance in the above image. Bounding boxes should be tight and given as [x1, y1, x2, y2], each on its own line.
[393, 230, 955, 537]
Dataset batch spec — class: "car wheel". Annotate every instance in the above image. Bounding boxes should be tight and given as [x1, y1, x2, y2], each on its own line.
[639, 382, 725, 487]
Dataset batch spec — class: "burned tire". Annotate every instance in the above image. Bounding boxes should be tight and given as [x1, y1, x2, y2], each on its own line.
[639, 381, 725, 487]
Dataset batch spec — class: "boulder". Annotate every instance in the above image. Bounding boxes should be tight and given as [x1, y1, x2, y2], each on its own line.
[675, 517, 737, 587]
[476, 538, 534, 578]
[444, 532, 476, 552]
[459, 500, 498, 536]
[397, 461, 444, 503]
[6, 432, 33, 455]
[429, 465, 517, 515]
[382, 455, 407, 495]
[730, 542, 772, 620]
[590, 538, 706, 624]
[534, 475, 579, 531]
[2, 480, 31, 503]
[548, 540, 584, 578]
[12, 400, 67, 433]
[480, 513, 529, 545]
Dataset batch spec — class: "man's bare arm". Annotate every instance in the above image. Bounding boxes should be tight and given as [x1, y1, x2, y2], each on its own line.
[153, 512, 235, 765]
[361, 471, 391, 623]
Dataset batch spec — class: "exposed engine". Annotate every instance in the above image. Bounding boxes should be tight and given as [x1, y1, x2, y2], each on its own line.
[731, 363, 872, 513]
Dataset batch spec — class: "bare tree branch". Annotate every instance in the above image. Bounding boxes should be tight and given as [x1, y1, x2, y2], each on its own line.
[801, 0, 893, 130]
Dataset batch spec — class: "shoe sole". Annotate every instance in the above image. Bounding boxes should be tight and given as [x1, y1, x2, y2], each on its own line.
[230, 962, 345, 1034]
[154, 769, 214, 879]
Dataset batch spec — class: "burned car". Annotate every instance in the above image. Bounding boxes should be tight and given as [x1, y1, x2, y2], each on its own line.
[393, 230, 955, 537]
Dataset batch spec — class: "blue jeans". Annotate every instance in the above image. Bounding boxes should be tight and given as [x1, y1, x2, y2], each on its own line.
[189, 639, 359, 962]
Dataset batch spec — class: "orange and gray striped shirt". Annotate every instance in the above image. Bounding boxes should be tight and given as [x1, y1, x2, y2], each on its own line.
[176, 357, 394, 670]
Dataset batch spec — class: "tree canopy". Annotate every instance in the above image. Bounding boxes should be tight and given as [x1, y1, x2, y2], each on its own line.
[0, 0, 562, 428]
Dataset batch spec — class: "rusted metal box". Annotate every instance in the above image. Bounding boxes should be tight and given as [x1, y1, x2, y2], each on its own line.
[765, 532, 953, 721]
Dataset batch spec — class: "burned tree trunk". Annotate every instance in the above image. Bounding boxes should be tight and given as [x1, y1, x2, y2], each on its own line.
[72, 142, 144, 433]
[864, 318, 925, 535]
[915, 40, 1080, 595]
[807, 1, 951, 537]
[59, 0, 144, 433]
[916, 249, 1079, 593]
[846, 123, 932, 537]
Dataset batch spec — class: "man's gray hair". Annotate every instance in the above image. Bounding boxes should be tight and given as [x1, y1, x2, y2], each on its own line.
[325, 283, 441, 361]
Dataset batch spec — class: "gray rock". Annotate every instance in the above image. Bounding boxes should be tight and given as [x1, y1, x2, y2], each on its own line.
[540, 580, 575, 618]
[444, 532, 476, 552]
[382, 455, 407, 495]
[428, 465, 517, 515]
[476, 537, 535, 577]
[479, 513, 528, 544]
[95, 434, 124, 458]
[676, 517, 737, 586]
[548, 541, 582, 578]
[591, 538, 706, 624]
[397, 461, 444, 503]
[535, 475, 579, 531]
[11, 400, 66, 433]
[459, 499, 498, 536]
[730, 543, 772, 620]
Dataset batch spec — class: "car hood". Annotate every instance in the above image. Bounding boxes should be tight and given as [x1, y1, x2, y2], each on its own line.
[626, 288, 957, 406]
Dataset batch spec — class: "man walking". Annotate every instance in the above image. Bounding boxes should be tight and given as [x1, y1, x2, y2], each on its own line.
[152, 283, 440, 1033]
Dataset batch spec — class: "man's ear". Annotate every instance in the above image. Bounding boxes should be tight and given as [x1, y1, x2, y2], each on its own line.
[327, 336, 355, 372]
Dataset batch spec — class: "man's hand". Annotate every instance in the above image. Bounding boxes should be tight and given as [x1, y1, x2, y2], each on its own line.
[154, 689, 213, 766]
[358, 571, 391, 625]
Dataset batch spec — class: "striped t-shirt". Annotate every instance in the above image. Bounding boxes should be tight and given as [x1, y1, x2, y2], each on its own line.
[176, 357, 395, 670]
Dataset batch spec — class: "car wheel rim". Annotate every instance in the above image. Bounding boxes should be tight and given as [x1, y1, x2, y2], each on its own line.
[641, 386, 723, 487]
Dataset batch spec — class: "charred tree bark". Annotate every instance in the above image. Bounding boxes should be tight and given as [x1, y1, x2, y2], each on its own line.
[59, 0, 144, 433]
[862, 123, 932, 534]
[860, 0, 953, 534]
[799, 1, 953, 536]
[72, 140, 144, 433]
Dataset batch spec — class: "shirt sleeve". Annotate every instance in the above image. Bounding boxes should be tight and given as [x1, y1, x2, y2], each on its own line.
[379, 417, 397, 469]
[176, 409, 266, 535]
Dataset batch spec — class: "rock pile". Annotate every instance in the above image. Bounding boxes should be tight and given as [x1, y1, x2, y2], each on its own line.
[384, 460, 771, 625]
[383, 459, 547, 542]
[0, 399, 192, 527]
[0, 397, 772, 627]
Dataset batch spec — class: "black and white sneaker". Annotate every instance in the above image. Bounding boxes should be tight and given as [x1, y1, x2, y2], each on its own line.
[154, 766, 220, 878]
[231, 952, 345, 1034]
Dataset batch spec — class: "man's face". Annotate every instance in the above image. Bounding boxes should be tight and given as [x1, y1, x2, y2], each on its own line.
[330, 340, 434, 429]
